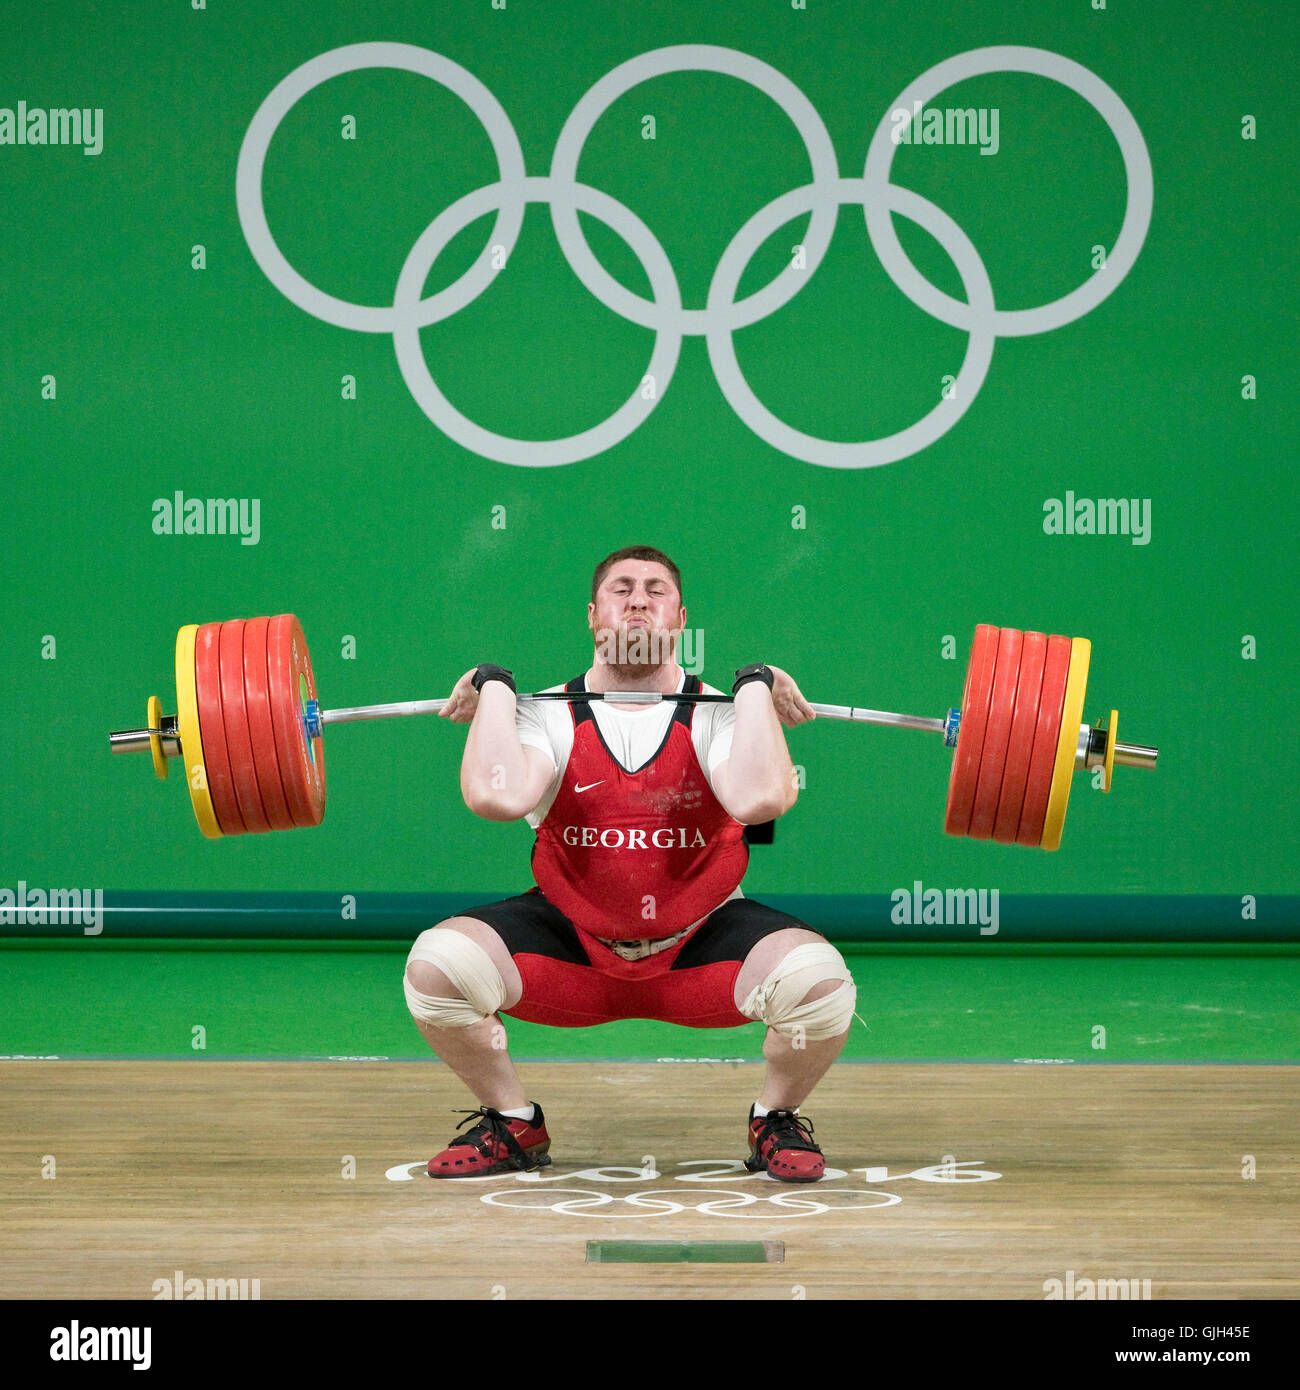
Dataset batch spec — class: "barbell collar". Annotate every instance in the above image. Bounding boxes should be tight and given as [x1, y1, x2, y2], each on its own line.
[109, 718, 180, 757]
[1082, 723, 1156, 771]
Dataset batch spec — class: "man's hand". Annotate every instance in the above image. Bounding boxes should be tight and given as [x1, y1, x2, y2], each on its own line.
[766, 665, 816, 727]
[440, 669, 482, 723]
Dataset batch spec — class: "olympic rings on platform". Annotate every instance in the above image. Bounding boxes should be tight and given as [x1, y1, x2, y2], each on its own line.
[479, 1186, 904, 1219]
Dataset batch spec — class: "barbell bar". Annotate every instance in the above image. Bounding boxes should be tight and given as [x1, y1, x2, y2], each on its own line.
[108, 615, 1157, 849]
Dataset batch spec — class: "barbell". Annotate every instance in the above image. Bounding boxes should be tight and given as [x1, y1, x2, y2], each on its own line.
[108, 615, 1156, 850]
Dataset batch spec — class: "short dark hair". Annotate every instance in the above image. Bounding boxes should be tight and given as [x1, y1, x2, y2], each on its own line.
[591, 546, 683, 603]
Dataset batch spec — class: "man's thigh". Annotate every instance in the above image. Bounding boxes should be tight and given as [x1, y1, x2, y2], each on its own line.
[452, 889, 616, 1025]
[418, 914, 527, 1011]
[670, 898, 827, 1017]
[449, 890, 830, 1029]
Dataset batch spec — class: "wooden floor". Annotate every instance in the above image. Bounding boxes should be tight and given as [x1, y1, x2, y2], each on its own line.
[2, 1061, 1296, 1299]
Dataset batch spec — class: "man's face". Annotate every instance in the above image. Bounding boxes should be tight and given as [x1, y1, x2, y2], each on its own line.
[588, 561, 686, 674]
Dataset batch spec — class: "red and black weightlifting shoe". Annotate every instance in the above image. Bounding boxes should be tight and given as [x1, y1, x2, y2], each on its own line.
[744, 1105, 825, 1183]
[427, 1104, 552, 1179]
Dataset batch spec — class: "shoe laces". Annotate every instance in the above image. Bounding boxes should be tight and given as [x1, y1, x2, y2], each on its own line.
[449, 1106, 529, 1162]
[754, 1109, 821, 1154]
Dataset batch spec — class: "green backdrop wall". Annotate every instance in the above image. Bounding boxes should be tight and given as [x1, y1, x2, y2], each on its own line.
[1, 0, 1295, 925]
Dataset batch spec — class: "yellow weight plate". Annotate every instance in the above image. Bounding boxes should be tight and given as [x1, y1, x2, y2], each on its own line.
[1103, 708, 1117, 793]
[175, 624, 222, 840]
[1041, 637, 1091, 851]
[147, 694, 168, 781]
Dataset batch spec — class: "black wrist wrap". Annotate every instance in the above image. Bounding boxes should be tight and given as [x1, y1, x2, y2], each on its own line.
[471, 663, 516, 694]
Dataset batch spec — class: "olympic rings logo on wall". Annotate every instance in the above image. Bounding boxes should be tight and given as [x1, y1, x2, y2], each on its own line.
[384, 1156, 1002, 1219]
[237, 43, 1151, 469]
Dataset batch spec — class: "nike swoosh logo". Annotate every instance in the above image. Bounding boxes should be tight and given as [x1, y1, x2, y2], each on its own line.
[574, 781, 605, 794]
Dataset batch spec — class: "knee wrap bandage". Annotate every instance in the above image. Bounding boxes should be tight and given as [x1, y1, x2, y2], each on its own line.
[740, 942, 856, 1041]
[404, 928, 507, 1028]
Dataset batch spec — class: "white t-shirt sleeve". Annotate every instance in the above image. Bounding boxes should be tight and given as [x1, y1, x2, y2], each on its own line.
[515, 696, 559, 772]
[693, 681, 736, 791]
[516, 687, 575, 829]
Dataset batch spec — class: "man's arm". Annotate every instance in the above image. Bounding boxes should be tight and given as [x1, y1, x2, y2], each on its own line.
[442, 669, 555, 821]
[710, 665, 813, 824]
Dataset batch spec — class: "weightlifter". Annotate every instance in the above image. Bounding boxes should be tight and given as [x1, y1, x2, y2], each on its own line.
[403, 545, 857, 1182]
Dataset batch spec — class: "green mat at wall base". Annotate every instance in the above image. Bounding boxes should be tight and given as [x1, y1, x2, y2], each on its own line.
[2, 892, 1296, 941]
[2, 944, 1296, 1062]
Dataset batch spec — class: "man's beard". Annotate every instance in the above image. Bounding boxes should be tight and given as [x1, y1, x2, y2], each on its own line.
[593, 622, 678, 682]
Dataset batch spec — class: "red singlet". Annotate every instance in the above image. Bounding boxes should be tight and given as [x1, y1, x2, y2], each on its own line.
[530, 674, 748, 940]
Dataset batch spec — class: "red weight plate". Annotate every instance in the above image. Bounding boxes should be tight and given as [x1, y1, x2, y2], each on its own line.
[242, 615, 295, 832]
[1016, 634, 1073, 847]
[219, 619, 271, 835]
[968, 627, 1024, 840]
[944, 624, 1001, 837]
[194, 621, 246, 835]
[992, 630, 1047, 844]
[267, 613, 325, 828]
